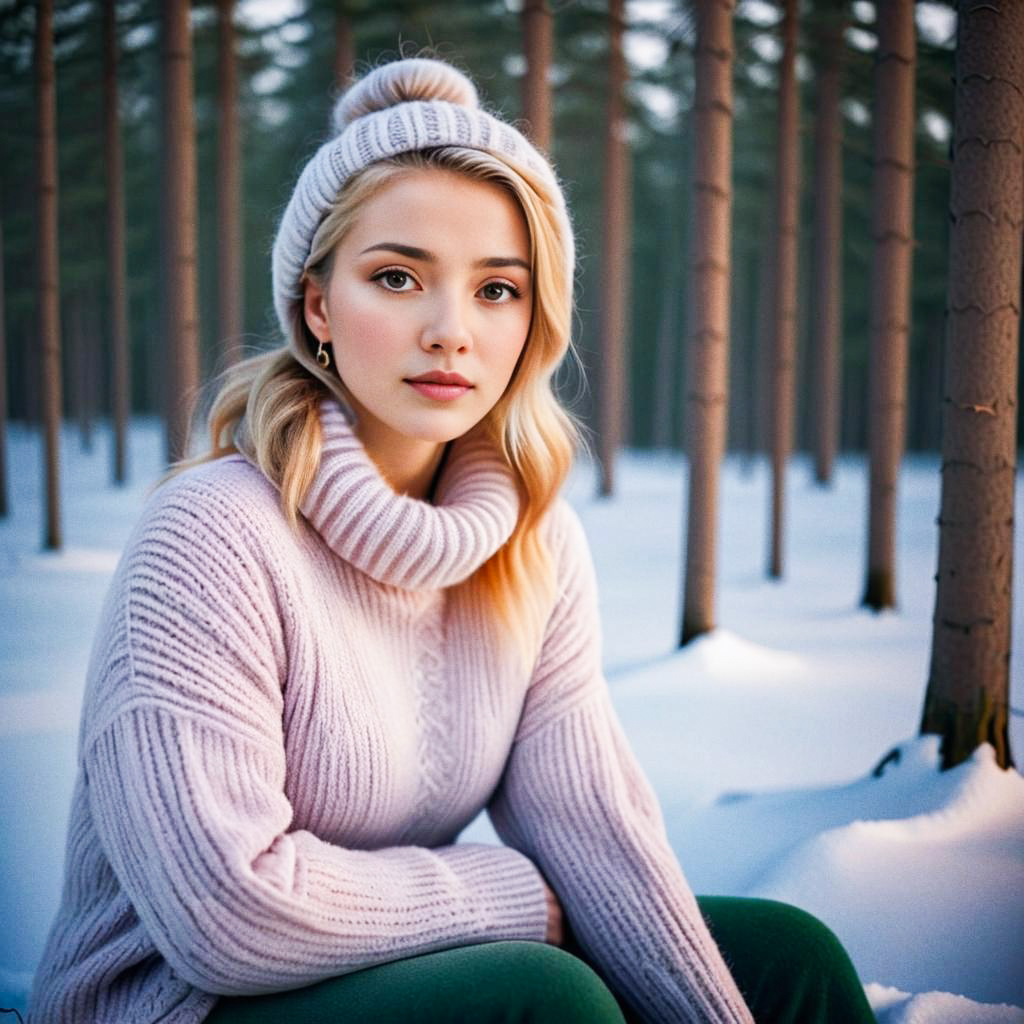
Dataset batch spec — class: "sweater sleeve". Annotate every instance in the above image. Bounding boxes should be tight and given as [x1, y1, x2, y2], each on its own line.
[81, 471, 547, 998]
[487, 503, 755, 1024]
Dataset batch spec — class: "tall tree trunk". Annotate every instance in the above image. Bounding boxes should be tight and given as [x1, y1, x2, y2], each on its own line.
[217, 0, 243, 366]
[522, 0, 552, 152]
[335, 5, 355, 92]
[768, 0, 799, 578]
[104, 0, 130, 484]
[0, 215, 8, 518]
[161, 0, 200, 464]
[681, 0, 734, 645]
[37, 0, 61, 550]
[862, 0, 916, 610]
[597, 0, 627, 497]
[621, 134, 634, 447]
[919, 0, 1023, 772]
[810, 8, 845, 486]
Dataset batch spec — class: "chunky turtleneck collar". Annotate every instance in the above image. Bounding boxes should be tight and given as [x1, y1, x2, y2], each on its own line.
[298, 400, 520, 590]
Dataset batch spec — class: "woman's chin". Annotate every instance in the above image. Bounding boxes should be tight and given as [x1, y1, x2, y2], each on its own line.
[386, 409, 489, 446]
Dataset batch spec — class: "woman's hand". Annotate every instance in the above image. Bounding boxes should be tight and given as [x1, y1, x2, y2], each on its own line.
[541, 877, 564, 946]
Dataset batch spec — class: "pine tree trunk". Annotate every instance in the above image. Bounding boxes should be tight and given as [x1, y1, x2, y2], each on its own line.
[104, 0, 130, 484]
[104, 0, 130, 482]
[810, 9, 845, 486]
[37, 0, 62, 549]
[597, 0, 627, 497]
[768, 0, 799, 578]
[522, 0, 552, 152]
[862, 0, 916, 610]
[681, 0, 734, 645]
[0, 215, 8, 518]
[161, 0, 200, 464]
[217, 0, 243, 365]
[335, 6, 355, 91]
[621, 136, 634, 448]
[919, 0, 1023, 772]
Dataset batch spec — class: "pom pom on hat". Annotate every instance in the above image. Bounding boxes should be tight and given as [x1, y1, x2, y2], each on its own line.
[331, 57, 480, 134]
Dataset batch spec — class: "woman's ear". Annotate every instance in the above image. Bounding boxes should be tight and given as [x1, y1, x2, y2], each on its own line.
[302, 276, 331, 342]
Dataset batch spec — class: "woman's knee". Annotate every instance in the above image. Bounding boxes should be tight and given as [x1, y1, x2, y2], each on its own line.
[757, 899, 850, 966]
[466, 941, 626, 1023]
[698, 896, 874, 1024]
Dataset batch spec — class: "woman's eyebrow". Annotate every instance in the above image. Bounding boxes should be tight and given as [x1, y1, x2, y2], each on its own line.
[359, 242, 530, 272]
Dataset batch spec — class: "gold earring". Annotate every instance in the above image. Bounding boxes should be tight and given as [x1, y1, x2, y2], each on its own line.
[316, 339, 331, 369]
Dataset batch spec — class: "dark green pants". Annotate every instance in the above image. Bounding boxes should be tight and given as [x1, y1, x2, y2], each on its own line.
[206, 896, 876, 1023]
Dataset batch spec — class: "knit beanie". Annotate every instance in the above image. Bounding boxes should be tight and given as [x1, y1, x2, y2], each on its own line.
[271, 56, 574, 391]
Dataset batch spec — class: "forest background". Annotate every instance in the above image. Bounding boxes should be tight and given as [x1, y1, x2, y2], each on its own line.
[0, 0, 973, 462]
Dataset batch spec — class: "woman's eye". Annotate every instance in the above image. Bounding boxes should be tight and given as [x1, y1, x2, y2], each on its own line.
[373, 269, 416, 292]
[479, 281, 521, 303]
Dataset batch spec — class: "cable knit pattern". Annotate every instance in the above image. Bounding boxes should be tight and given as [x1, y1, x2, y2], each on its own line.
[27, 402, 753, 1024]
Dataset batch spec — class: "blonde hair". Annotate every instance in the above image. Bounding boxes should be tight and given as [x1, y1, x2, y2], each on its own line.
[182, 147, 581, 663]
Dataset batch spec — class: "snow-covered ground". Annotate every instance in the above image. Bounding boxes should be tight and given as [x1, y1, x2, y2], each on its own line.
[2, 419, 1022, 1023]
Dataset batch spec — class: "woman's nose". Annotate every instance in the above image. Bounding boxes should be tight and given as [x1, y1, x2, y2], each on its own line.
[420, 292, 473, 354]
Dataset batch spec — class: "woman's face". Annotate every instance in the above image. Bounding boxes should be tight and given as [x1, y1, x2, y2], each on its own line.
[303, 168, 533, 455]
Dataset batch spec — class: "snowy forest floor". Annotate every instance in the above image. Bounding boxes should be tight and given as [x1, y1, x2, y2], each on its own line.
[1, 419, 1023, 1023]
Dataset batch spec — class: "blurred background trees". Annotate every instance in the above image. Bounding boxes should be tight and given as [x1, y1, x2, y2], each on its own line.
[0, 0, 966, 458]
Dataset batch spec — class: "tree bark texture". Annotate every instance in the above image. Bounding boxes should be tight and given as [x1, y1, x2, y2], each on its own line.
[522, 0, 553, 152]
[104, 0, 130, 484]
[0, 215, 8, 517]
[920, 0, 1023, 772]
[37, 0, 62, 550]
[161, 0, 200, 464]
[681, 0, 734, 645]
[862, 0, 916, 610]
[810, 10, 845, 486]
[768, 0, 799, 578]
[597, 0, 628, 497]
[217, 0, 243, 365]
[335, 8, 356, 92]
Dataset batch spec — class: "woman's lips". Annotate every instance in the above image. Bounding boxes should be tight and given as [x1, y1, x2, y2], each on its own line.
[404, 373, 474, 401]
[405, 380, 473, 401]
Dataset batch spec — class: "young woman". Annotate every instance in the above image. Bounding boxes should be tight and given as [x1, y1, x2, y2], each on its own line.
[28, 57, 876, 1024]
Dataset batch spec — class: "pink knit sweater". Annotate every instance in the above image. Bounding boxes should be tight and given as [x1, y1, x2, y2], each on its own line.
[28, 401, 753, 1024]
